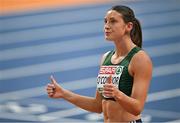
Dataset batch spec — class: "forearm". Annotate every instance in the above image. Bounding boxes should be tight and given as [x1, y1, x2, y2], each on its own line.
[114, 91, 143, 116]
[62, 89, 102, 113]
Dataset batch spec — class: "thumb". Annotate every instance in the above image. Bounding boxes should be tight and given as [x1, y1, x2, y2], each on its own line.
[107, 75, 112, 84]
[50, 75, 58, 86]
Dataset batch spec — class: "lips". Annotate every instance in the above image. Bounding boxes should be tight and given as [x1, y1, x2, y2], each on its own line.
[105, 32, 111, 36]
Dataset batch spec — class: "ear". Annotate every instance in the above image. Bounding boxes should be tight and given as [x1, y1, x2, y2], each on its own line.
[126, 22, 133, 32]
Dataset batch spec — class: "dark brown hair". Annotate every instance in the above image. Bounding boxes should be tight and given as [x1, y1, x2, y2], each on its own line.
[111, 5, 142, 48]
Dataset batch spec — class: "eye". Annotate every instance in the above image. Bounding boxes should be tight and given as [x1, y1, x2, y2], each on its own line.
[104, 19, 107, 23]
[104, 18, 117, 24]
[110, 19, 116, 23]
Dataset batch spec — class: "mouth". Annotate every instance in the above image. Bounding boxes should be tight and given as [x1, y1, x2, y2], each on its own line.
[105, 32, 111, 36]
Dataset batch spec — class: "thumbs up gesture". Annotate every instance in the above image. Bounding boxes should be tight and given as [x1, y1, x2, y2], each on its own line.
[103, 75, 118, 98]
[46, 75, 65, 98]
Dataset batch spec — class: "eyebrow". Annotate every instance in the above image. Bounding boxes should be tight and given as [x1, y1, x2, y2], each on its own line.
[104, 17, 116, 20]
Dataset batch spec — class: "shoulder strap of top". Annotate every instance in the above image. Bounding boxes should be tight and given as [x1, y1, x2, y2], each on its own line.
[120, 46, 141, 66]
[102, 50, 114, 65]
[102, 47, 141, 66]
[127, 46, 141, 60]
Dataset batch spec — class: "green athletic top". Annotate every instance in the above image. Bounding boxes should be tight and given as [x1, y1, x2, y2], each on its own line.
[102, 46, 141, 97]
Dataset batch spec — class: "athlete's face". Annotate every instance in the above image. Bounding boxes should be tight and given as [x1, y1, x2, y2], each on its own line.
[104, 10, 132, 41]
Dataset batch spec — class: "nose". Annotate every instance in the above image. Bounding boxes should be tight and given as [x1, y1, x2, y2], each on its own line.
[104, 23, 110, 31]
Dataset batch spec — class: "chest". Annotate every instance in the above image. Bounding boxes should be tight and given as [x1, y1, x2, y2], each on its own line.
[111, 55, 125, 65]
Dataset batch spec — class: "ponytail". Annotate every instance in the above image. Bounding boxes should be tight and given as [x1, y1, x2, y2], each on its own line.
[130, 18, 142, 48]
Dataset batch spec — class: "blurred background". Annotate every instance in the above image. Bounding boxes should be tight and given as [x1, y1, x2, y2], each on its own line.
[0, 0, 180, 122]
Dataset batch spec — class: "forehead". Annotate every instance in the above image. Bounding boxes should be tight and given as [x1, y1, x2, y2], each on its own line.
[105, 10, 122, 19]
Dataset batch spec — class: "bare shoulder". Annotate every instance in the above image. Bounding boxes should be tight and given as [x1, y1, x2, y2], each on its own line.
[130, 50, 153, 75]
[100, 51, 111, 65]
[133, 50, 152, 64]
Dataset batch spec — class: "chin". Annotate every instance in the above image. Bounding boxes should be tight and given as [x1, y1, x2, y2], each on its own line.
[105, 36, 113, 41]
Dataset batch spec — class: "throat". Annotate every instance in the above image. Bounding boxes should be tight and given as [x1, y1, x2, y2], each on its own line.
[111, 45, 136, 64]
[111, 55, 125, 65]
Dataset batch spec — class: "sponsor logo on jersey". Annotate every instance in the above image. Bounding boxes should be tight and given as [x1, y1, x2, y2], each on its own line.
[97, 65, 124, 94]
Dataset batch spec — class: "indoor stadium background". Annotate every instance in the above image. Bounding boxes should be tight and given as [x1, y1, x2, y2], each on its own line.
[0, 0, 180, 122]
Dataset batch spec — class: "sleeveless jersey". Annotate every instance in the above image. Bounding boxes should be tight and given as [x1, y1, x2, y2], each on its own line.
[97, 47, 141, 98]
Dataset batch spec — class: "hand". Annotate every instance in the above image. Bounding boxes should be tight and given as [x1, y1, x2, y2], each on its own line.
[46, 75, 65, 98]
[103, 75, 119, 98]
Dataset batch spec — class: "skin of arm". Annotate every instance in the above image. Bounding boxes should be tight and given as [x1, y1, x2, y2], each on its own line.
[63, 89, 102, 113]
[46, 52, 110, 113]
[62, 52, 111, 113]
[103, 51, 153, 116]
[47, 74, 103, 113]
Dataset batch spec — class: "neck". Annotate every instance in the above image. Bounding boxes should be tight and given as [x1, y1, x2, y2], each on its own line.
[113, 37, 135, 57]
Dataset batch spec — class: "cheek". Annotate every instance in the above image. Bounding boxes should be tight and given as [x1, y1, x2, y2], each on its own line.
[115, 26, 126, 35]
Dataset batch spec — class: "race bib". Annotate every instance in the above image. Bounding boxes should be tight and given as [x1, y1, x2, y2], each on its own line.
[97, 65, 124, 94]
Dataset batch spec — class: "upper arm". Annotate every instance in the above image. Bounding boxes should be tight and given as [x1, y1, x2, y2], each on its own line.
[130, 51, 153, 107]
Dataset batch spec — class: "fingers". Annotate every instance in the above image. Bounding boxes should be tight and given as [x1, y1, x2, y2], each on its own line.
[103, 84, 114, 90]
[103, 86, 114, 97]
[103, 91, 113, 97]
[47, 83, 55, 88]
[103, 86, 116, 98]
[103, 77, 114, 97]
[46, 83, 55, 97]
